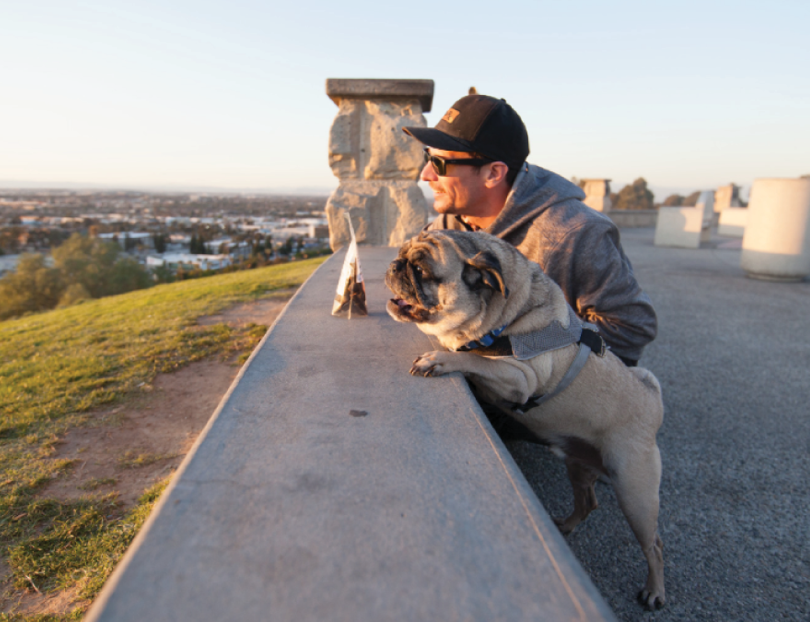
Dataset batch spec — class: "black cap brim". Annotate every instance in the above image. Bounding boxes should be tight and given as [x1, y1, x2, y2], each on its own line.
[402, 126, 475, 153]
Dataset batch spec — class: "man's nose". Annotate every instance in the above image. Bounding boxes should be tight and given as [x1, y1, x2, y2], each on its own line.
[420, 161, 438, 182]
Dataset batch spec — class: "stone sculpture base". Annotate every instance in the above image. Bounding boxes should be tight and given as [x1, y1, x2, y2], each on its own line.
[326, 180, 428, 249]
[741, 178, 810, 281]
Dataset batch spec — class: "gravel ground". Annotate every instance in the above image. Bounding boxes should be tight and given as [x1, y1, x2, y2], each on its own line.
[506, 228, 810, 622]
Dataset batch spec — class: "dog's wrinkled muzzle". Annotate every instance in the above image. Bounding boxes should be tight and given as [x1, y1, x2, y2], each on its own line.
[385, 257, 430, 323]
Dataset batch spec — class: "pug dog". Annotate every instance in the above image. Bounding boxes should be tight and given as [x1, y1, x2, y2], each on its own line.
[385, 229, 665, 610]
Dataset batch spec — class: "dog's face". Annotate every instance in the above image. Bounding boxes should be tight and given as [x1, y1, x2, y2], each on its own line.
[385, 231, 510, 342]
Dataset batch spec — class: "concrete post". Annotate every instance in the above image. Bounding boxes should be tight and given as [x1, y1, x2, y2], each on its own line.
[696, 190, 716, 239]
[581, 179, 612, 213]
[325, 79, 434, 249]
[741, 178, 810, 281]
[713, 184, 742, 213]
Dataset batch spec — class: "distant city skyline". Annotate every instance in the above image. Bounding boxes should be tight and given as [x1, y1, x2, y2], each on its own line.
[2, 1, 808, 199]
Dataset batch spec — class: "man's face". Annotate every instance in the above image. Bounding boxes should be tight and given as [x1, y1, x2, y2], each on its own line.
[420, 148, 489, 217]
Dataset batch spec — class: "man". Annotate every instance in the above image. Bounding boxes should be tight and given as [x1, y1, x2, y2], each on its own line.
[404, 93, 656, 366]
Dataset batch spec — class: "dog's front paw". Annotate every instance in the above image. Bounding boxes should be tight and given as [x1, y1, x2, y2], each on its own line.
[410, 351, 449, 377]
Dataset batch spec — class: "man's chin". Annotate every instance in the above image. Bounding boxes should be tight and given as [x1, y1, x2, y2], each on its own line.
[432, 197, 456, 215]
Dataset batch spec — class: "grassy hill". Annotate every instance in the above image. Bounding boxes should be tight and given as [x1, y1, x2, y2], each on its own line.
[0, 257, 327, 620]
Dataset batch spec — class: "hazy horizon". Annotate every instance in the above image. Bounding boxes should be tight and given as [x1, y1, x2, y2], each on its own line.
[0, 178, 735, 204]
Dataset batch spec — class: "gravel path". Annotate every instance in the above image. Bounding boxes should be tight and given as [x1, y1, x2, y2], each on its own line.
[506, 228, 810, 621]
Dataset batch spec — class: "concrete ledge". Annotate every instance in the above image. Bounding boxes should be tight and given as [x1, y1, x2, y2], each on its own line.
[85, 248, 616, 622]
[718, 207, 748, 237]
[608, 209, 657, 228]
[326, 78, 435, 112]
[654, 206, 703, 248]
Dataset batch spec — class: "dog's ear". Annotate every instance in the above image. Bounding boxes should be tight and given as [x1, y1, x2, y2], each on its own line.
[463, 251, 509, 298]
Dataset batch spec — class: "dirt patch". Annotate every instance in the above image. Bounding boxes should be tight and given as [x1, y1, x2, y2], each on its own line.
[39, 290, 296, 510]
[1, 292, 294, 618]
[1, 577, 85, 620]
[197, 288, 298, 328]
[38, 358, 242, 510]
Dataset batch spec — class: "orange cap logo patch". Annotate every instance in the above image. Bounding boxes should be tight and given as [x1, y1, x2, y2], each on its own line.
[442, 108, 460, 124]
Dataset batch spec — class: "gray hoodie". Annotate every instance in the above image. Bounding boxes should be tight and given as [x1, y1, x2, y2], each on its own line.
[427, 164, 657, 362]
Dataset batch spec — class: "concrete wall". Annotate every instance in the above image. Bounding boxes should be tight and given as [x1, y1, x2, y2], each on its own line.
[609, 209, 657, 228]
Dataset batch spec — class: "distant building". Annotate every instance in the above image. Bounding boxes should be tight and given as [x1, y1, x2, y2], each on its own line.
[310, 224, 329, 239]
[146, 253, 232, 272]
[98, 232, 154, 249]
[0, 254, 21, 276]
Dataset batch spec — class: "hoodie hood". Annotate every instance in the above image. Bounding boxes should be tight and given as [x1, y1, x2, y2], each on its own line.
[486, 164, 587, 239]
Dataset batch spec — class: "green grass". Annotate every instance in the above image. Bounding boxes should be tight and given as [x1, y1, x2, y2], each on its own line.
[0, 257, 326, 619]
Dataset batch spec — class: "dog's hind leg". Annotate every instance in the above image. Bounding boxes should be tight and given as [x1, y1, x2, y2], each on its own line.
[611, 444, 665, 610]
[554, 458, 600, 535]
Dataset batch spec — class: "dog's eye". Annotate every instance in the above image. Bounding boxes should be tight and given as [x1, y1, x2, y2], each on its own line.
[414, 265, 422, 274]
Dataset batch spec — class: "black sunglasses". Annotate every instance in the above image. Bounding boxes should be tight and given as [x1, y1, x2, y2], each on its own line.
[423, 148, 493, 176]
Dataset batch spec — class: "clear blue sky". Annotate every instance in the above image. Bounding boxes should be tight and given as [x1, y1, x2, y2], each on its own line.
[2, 0, 808, 199]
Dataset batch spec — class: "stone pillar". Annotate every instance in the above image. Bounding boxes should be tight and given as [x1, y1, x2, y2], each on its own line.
[741, 178, 810, 281]
[696, 190, 716, 237]
[713, 184, 742, 213]
[581, 179, 612, 213]
[325, 79, 434, 249]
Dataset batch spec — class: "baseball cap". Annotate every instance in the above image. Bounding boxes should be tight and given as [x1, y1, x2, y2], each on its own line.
[403, 94, 529, 169]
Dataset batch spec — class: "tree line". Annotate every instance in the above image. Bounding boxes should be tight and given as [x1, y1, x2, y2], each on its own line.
[0, 233, 151, 320]
[580, 178, 746, 210]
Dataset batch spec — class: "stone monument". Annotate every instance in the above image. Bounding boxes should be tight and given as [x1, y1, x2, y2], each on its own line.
[741, 178, 810, 281]
[713, 184, 742, 213]
[654, 190, 715, 249]
[580, 179, 612, 213]
[325, 79, 434, 249]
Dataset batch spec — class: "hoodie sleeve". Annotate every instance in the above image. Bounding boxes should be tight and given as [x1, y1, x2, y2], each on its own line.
[541, 218, 657, 361]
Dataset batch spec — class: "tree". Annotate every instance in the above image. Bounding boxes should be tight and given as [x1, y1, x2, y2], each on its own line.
[153, 233, 167, 254]
[109, 256, 153, 295]
[612, 178, 655, 210]
[151, 262, 175, 284]
[662, 194, 684, 207]
[53, 233, 120, 298]
[57, 283, 91, 308]
[123, 233, 137, 252]
[0, 254, 65, 320]
[52, 233, 151, 299]
[681, 191, 701, 207]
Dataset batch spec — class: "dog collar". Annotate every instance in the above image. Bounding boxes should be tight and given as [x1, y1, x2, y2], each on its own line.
[457, 325, 508, 353]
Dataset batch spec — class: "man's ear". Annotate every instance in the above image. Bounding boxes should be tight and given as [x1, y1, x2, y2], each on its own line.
[483, 162, 509, 189]
[463, 250, 509, 298]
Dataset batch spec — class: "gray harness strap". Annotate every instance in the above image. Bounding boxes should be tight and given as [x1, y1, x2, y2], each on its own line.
[509, 305, 583, 360]
[461, 304, 606, 414]
[512, 341, 591, 414]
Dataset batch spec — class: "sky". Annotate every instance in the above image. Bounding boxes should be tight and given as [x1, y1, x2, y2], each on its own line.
[1, 0, 808, 200]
